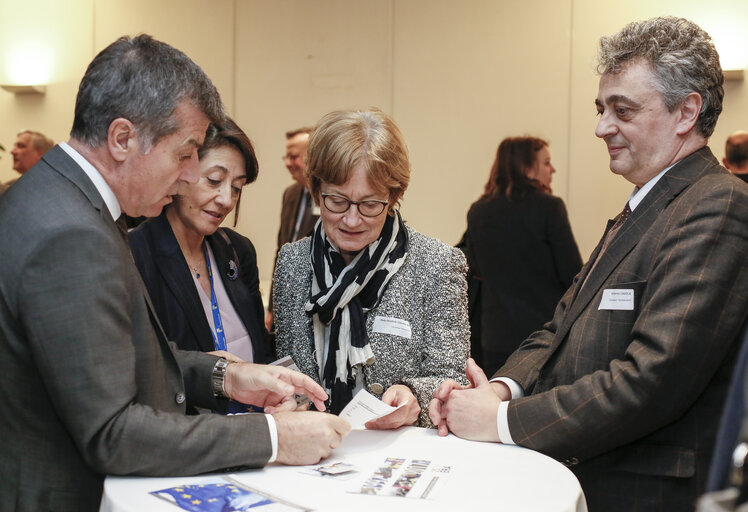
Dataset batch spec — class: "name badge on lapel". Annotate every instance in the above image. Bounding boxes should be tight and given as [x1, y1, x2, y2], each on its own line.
[373, 316, 412, 339]
[598, 289, 634, 310]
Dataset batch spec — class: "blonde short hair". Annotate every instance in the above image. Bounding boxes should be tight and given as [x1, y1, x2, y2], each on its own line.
[306, 108, 410, 210]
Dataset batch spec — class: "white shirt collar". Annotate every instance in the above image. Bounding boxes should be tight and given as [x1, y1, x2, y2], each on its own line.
[59, 141, 122, 221]
[627, 163, 675, 212]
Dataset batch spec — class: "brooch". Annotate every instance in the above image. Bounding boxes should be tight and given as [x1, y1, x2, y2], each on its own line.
[227, 260, 238, 281]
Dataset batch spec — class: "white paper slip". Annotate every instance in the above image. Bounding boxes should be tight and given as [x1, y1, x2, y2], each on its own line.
[339, 389, 407, 429]
[270, 355, 301, 371]
[372, 316, 412, 339]
[270, 356, 308, 406]
[598, 288, 634, 310]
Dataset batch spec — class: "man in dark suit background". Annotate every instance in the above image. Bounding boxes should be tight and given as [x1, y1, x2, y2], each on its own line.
[430, 16, 748, 511]
[0, 34, 348, 511]
[265, 126, 319, 333]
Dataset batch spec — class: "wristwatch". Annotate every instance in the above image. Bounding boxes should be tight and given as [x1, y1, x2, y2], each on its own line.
[211, 358, 231, 398]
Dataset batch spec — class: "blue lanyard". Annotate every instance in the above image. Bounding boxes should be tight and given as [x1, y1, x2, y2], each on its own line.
[203, 244, 261, 414]
[204, 244, 227, 351]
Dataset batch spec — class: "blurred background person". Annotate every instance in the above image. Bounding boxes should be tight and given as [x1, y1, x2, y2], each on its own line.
[273, 108, 469, 428]
[723, 130, 748, 184]
[130, 118, 272, 412]
[265, 127, 319, 341]
[2, 130, 54, 194]
[462, 136, 582, 374]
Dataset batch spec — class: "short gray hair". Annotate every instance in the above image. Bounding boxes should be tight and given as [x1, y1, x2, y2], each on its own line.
[596, 17, 724, 138]
[18, 130, 54, 153]
[70, 34, 224, 148]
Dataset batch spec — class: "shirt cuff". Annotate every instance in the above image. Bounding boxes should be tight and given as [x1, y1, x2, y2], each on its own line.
[264, 414, 278, 463]
[497, 401, 516, 445]
[491, 377, 524, 399]
[490, 377, 522, 445]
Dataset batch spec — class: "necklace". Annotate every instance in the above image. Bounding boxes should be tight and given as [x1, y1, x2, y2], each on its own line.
[186, 252, 204, 279]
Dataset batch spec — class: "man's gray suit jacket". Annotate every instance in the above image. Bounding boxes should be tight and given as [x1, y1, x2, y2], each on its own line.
[0, 146, 271, 511]
[496, 147, 748, 510]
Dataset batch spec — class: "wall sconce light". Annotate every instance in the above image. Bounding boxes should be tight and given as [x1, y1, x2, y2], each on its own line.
[0, 84, 46, 94]
[724, 70, 745, 82]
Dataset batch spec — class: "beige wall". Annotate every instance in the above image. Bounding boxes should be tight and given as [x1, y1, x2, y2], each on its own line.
[1, 0, 746, 284]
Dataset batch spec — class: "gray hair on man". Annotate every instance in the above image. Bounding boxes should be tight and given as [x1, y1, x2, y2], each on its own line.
[70, 34, 224, 149]
[596, 16, 724, 138]
[18, 130, 54, 153]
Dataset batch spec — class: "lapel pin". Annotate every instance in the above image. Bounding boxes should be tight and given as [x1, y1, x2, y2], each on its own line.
[227, 260, 238, 281]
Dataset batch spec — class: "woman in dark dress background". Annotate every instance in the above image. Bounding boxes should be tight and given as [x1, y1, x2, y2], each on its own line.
[464, 136, 582, 374]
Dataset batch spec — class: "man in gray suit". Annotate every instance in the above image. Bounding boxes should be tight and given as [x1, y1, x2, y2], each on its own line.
[430, 17, 748, 511]
[0, 34, 348, 512]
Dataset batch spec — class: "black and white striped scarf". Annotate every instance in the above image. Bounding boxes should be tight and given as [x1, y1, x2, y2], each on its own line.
[305, 211, 409, 414]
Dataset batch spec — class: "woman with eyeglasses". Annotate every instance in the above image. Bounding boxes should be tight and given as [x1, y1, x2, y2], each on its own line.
[272, 108, 469, 429]
[129, 118, 273, 412]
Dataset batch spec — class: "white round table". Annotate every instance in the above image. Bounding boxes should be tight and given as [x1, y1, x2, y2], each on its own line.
[101, 426, 587, 512]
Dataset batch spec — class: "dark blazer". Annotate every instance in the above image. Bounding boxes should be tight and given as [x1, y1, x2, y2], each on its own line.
[129, 212, 271, 364]
[268, 182, 320, 317]
[464, 190, 582, 373]
[0, 146, 272, 511]
[496, 147, 748, 511]
[705, 319, 748, 494]
[277, 182, 319, 248]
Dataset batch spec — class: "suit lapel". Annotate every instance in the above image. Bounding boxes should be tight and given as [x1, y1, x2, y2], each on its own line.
[208, 232, 267, 362]
[279, 183, 303, 245]
[44, 147, 182, 378]
[553, 147, 717, 345]
[150, 215, 216, 352]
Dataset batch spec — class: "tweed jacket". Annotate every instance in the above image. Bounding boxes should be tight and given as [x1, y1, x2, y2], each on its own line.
[496, 147, 748, 510]
[0, 146, 272, 511]
[129, 212, 272, 363]
[273, 225, 470, 426]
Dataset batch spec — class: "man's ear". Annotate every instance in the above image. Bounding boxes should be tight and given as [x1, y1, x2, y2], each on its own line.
[675, 92, 702, 135]
[107, 118, 137, 163]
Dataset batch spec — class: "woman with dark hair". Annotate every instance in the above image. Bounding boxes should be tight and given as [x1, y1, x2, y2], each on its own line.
[130, 118, 272, 410]
[464, 136, 582, 374]
[273, 108, 469, 428]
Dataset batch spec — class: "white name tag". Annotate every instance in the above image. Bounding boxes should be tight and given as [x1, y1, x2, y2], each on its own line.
[372, 316, 412, 339]
[598, 289, 634, 310]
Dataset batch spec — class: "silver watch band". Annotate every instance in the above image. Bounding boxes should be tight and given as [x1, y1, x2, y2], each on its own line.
[211, 358, 230, 398]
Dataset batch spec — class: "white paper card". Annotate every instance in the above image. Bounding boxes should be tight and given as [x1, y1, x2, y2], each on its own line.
[339, 389, 407, 429]
[598, 288, 634, 310]
[372, 316, 412, 339]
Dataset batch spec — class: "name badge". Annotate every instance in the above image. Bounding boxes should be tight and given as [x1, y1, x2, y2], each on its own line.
[598, 289, 634, 310]
[372, 316, 412, 339]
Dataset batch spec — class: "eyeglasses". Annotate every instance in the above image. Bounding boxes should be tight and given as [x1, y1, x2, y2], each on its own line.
[321, 193, 388, 217]
[281, 154, 302, 162]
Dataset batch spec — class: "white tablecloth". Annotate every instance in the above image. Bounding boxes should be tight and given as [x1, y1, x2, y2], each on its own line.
[101, 426, 587, 512]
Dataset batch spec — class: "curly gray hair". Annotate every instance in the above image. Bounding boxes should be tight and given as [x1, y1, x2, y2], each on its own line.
[596, 17, 724, 138]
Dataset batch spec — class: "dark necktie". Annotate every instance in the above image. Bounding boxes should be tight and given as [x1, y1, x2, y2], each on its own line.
[580, 201, 632, 291]
[600, 201, 631, 253]
[292, 190, 312, 242]
[115, 215, 129, 241]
